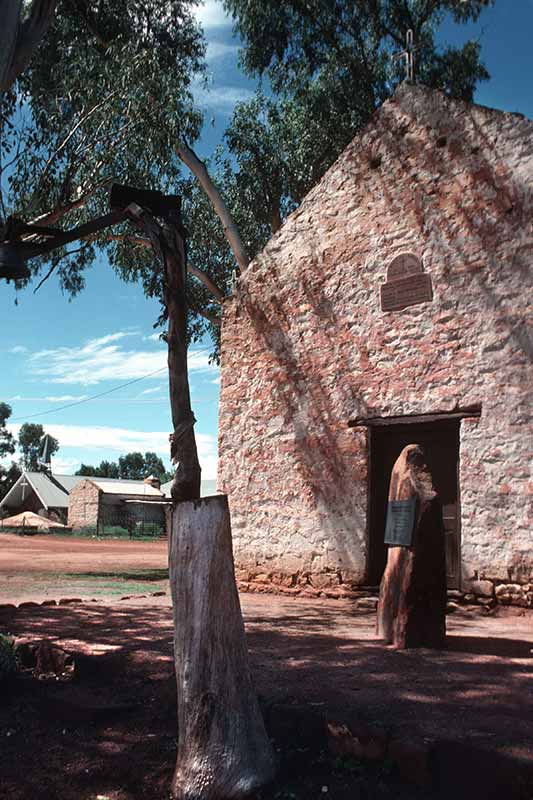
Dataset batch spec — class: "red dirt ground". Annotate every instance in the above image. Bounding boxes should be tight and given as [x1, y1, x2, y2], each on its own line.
[1, 533, 532, 800]
[0, 532, 169, 576]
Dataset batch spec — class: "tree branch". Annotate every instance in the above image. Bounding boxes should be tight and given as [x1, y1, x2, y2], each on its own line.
[106, 232, 227, 303]
[176, 140, 250, 274]
[40, 91, 117, 182]
[191, 305, 221, 327]
[28, 179, 112, 226]
[32, 245, 84, 293]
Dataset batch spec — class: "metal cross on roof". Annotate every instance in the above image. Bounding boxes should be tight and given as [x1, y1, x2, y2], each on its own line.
[20, 478, 29, 501]
[392, 29, 419, 83]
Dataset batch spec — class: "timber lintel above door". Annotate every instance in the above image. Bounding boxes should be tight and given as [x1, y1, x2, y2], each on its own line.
[348, 405, 482, 429]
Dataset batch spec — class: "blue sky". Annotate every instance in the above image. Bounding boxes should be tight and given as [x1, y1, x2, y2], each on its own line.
[1, 0, 532, 479]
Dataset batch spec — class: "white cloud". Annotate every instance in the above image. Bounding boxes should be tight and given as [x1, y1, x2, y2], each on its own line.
[8, 346, 28, 354]
[45, 395, 89, 403]
[195, 0, 232, 29]
[9, 423, 218, 479]
[143, 333, 163, 342]
[50, 456, 81, 474]
[138, 386, 163, 396]
[206, 41, 238, 62]
[193, 85, 254, 112]
[28, 332, 216, 385]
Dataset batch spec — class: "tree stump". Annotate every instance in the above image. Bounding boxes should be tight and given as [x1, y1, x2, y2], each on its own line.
[169, 494, 275, 800]
[376, 444, 446, 649]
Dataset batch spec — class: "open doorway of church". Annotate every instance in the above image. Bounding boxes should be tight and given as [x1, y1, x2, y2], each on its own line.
[368, 418, 461, 588]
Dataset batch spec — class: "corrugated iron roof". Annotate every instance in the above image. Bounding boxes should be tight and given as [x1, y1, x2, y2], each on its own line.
[27, 472, 74, 508]
[0, 472, 85, 510]
[160, 478, 218, 498]
[0, 472, 218, 511]
[89, 478, 163, 496]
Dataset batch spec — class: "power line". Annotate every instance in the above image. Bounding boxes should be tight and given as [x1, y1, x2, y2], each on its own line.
[9, 366, 168, 423]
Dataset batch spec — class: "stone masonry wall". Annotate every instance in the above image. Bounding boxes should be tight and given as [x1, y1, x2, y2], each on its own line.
[67, 479, 101, 529]
[218, 85, 533, 604]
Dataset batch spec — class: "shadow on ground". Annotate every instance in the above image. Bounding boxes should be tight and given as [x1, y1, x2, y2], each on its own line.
[0, 598, 531, 800]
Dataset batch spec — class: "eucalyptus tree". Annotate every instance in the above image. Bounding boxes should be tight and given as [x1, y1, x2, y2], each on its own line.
[213, 0, 492, 249]
[0, 0, 218, 308]
[142, 0, 494, 321]
[224, 0, 491, 100]
[2, 0, 494, 343]
[17, 422, 59, 470]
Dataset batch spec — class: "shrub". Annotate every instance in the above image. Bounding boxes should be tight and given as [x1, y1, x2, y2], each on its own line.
[0, 634, 18, 680]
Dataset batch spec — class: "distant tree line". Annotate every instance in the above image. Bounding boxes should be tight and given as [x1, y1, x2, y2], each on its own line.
[76, 451, 172, 483]
[0, 401, 173, 501]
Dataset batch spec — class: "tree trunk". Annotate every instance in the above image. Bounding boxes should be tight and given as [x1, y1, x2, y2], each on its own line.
[169, 495, 275, 800]
[176, 141, 250, 274]
[162, 223, 201, 501]
[128, 203, 201, 501]
[0, 0, 57, 94]
[0, 1, 22, 94]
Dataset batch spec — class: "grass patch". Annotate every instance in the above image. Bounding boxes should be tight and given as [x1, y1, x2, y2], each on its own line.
[53, 525, 165, 540]
[62, 569, 169, 582]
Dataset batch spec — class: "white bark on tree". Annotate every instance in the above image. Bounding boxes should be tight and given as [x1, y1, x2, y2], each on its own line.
[169, 495, 275, 800]
[0, 0, 57, 94]
[176, 141, 250, 274]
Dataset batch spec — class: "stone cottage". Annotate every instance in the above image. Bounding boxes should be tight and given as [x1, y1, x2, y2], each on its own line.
[218, 85, 532, 606]
[67, 475, 167, 533]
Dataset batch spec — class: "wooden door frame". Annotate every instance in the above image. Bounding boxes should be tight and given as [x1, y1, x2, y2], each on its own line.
[353, 407, 481, 588]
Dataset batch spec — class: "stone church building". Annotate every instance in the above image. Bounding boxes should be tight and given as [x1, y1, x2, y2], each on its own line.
[218, 85, 532, 605]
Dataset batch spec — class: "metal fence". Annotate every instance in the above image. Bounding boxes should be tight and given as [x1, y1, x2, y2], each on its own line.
[78, 501, 168, 539]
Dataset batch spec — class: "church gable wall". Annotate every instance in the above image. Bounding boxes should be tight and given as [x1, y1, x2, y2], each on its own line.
[218, 86, 533, 601]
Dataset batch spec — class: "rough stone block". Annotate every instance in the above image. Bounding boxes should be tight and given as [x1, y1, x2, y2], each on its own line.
[467, 579, 494, 597]
[310, 573, 340, 590]
[495, 583, 527, 606]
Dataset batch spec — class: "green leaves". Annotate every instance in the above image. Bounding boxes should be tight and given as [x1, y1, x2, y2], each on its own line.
[2, 0, 206, 297]
[211, 0, 492, 272]
[76, 451, 172, 481]
[17, 422, 59, 470]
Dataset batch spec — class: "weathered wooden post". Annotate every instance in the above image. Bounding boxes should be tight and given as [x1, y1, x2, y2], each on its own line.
[169, 494, 276, 799]
[376, 444, 446, 649]
[128, 195, 275, 799]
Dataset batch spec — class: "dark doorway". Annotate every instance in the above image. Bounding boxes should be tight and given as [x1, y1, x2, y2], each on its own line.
[368, 419, 461, 588]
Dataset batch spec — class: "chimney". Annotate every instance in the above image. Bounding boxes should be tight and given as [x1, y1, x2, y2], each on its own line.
[144, 474, 161, 490]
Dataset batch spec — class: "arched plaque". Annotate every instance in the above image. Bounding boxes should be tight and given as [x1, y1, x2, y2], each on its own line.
[381, 252, 433, 312]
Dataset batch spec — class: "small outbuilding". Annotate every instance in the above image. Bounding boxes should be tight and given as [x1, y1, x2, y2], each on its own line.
[67, 475, 167, 534]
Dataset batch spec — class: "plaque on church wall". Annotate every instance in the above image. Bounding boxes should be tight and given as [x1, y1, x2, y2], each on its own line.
[380, 252, 433, 312]
[384, 498, 416, 547]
